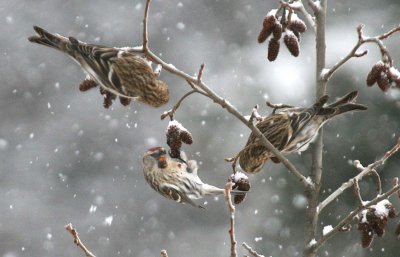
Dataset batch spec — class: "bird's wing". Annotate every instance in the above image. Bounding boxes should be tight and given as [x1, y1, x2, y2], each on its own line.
[69, 38, 139, 96]
[160, 183, 203, 208]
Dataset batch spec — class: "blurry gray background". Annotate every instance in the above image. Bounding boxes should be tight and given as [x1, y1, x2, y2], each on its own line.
[1, 0, 400, 256]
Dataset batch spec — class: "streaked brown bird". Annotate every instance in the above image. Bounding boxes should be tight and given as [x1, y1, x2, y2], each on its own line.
[238, 91, 367, 173]
[28, 26, 169, 107]
[143, 147, 244, 208]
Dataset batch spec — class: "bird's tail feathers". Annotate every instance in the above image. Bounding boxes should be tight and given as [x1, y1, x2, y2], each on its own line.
[28, 26, 71, 52]
[319, 91, 367, 117]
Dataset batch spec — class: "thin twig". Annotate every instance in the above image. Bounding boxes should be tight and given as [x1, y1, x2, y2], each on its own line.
[352, 178, 364, 207]
[318, 138, 400, 213]
[160, 250, 169, 257]
[141, 0, 312, 189]
[322, 24, 400, 81]
[310, 183, 400, 252]
[197, 64, 205, 83]
[242, 242, 265, 257]
[370, 169, 382, 195]
[224, 182, 237, 257]
[65, 223, 96, 257]
[248, 105, 262, 125]
[160, 90, 198, 120]
[142, 0, 151, 52]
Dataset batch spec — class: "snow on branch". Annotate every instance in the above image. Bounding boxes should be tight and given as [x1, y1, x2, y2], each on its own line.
[318, 138, 400, 213]
[224, 182, 237, 257]
[141, 0, 312, 189]
[321, 24, 400, 82]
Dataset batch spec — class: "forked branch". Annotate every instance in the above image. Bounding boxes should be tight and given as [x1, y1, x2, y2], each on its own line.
[322, 24, 400, 81]
[141, 0, 312, 189]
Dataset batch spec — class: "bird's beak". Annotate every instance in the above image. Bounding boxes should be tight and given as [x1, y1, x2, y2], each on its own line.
[158, 155, 168, 169]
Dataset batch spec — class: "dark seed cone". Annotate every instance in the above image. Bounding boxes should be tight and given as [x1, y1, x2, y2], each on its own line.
[372, 217, 388, 237]
[258, 27, 273, 43]
[358, 223, 374, 248]
[268, 38, 280, 61]
[272, 23, 283, 40]
[387, 203, 397, 218]
[180, 130, 193, 145]
[100, 88, 116, 109]
[289, 19, 307, 33]
[292, 29, 301, 42]
[79, 79, 98, 91]
[377, 73, 390, 92]
[284, 32, 300, 57]
[166, 125, 182, 158]
[119, 96, 131, 106]
[258, 15, 277, 43]
[366, 62, 386, 87]
[231, 173, 251, 205]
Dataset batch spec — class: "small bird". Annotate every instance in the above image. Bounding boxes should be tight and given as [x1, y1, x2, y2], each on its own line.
[143, 147, 244, 208]
[238, 91, 367, 173]
[28, 26, 169, 107]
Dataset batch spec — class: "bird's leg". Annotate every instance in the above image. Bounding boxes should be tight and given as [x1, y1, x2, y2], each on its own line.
[225, 142, 261, 173]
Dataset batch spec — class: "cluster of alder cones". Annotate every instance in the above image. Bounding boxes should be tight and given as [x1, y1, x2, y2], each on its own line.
[257, 9, 307, 61]
[357, 200, 400, 248]
[366, 60, 400, 92]
[166, 120, 193, 158]
[79, 78, 131, 108]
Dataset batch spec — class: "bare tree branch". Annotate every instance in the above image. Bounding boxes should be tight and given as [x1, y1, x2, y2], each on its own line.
[224, 182, 237, 257]
[242, 242, 265, 257]
[141, 0, 312, 189]
[279, 0, 316, 32]
[318, 138, 400, 213]
[310, 183, 400, 252]
[65, 223, 96, 257]
[322, 24, 400, 81]
[303, 0, 327, 256]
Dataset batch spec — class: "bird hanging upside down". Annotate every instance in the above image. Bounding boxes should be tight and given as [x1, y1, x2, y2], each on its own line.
[28, 26, 169, 108]
[143, 147, 246, 208]
[237, 91, 367, 173]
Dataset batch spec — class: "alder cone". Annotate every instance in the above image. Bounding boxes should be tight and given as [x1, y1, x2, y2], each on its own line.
[231, 174, 250, 205]
[284, 32, 300, 57]
[358, 223, 374, 248]
[366, 62, 386, 86]
[79, 79, 97, 91]
[272, 23, 283, 40]
[258, 15, 277, 43]
[289, 19, 307, 33]
[180, 130, 193, 145]
[268, 38, 280, 61]
[119, 96, 131, 106]
[376, 73, 390, 92]
[166, 125, 182, 158]
[258, 27, 273, 43]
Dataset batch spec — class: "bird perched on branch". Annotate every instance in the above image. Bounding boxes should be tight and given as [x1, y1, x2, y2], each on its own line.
[238, 91, 367, 173]
[143, 147, 245, 208]
[28, 26, 169, 108]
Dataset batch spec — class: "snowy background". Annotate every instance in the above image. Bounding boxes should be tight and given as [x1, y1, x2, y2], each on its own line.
[1, 0, 400, 256]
